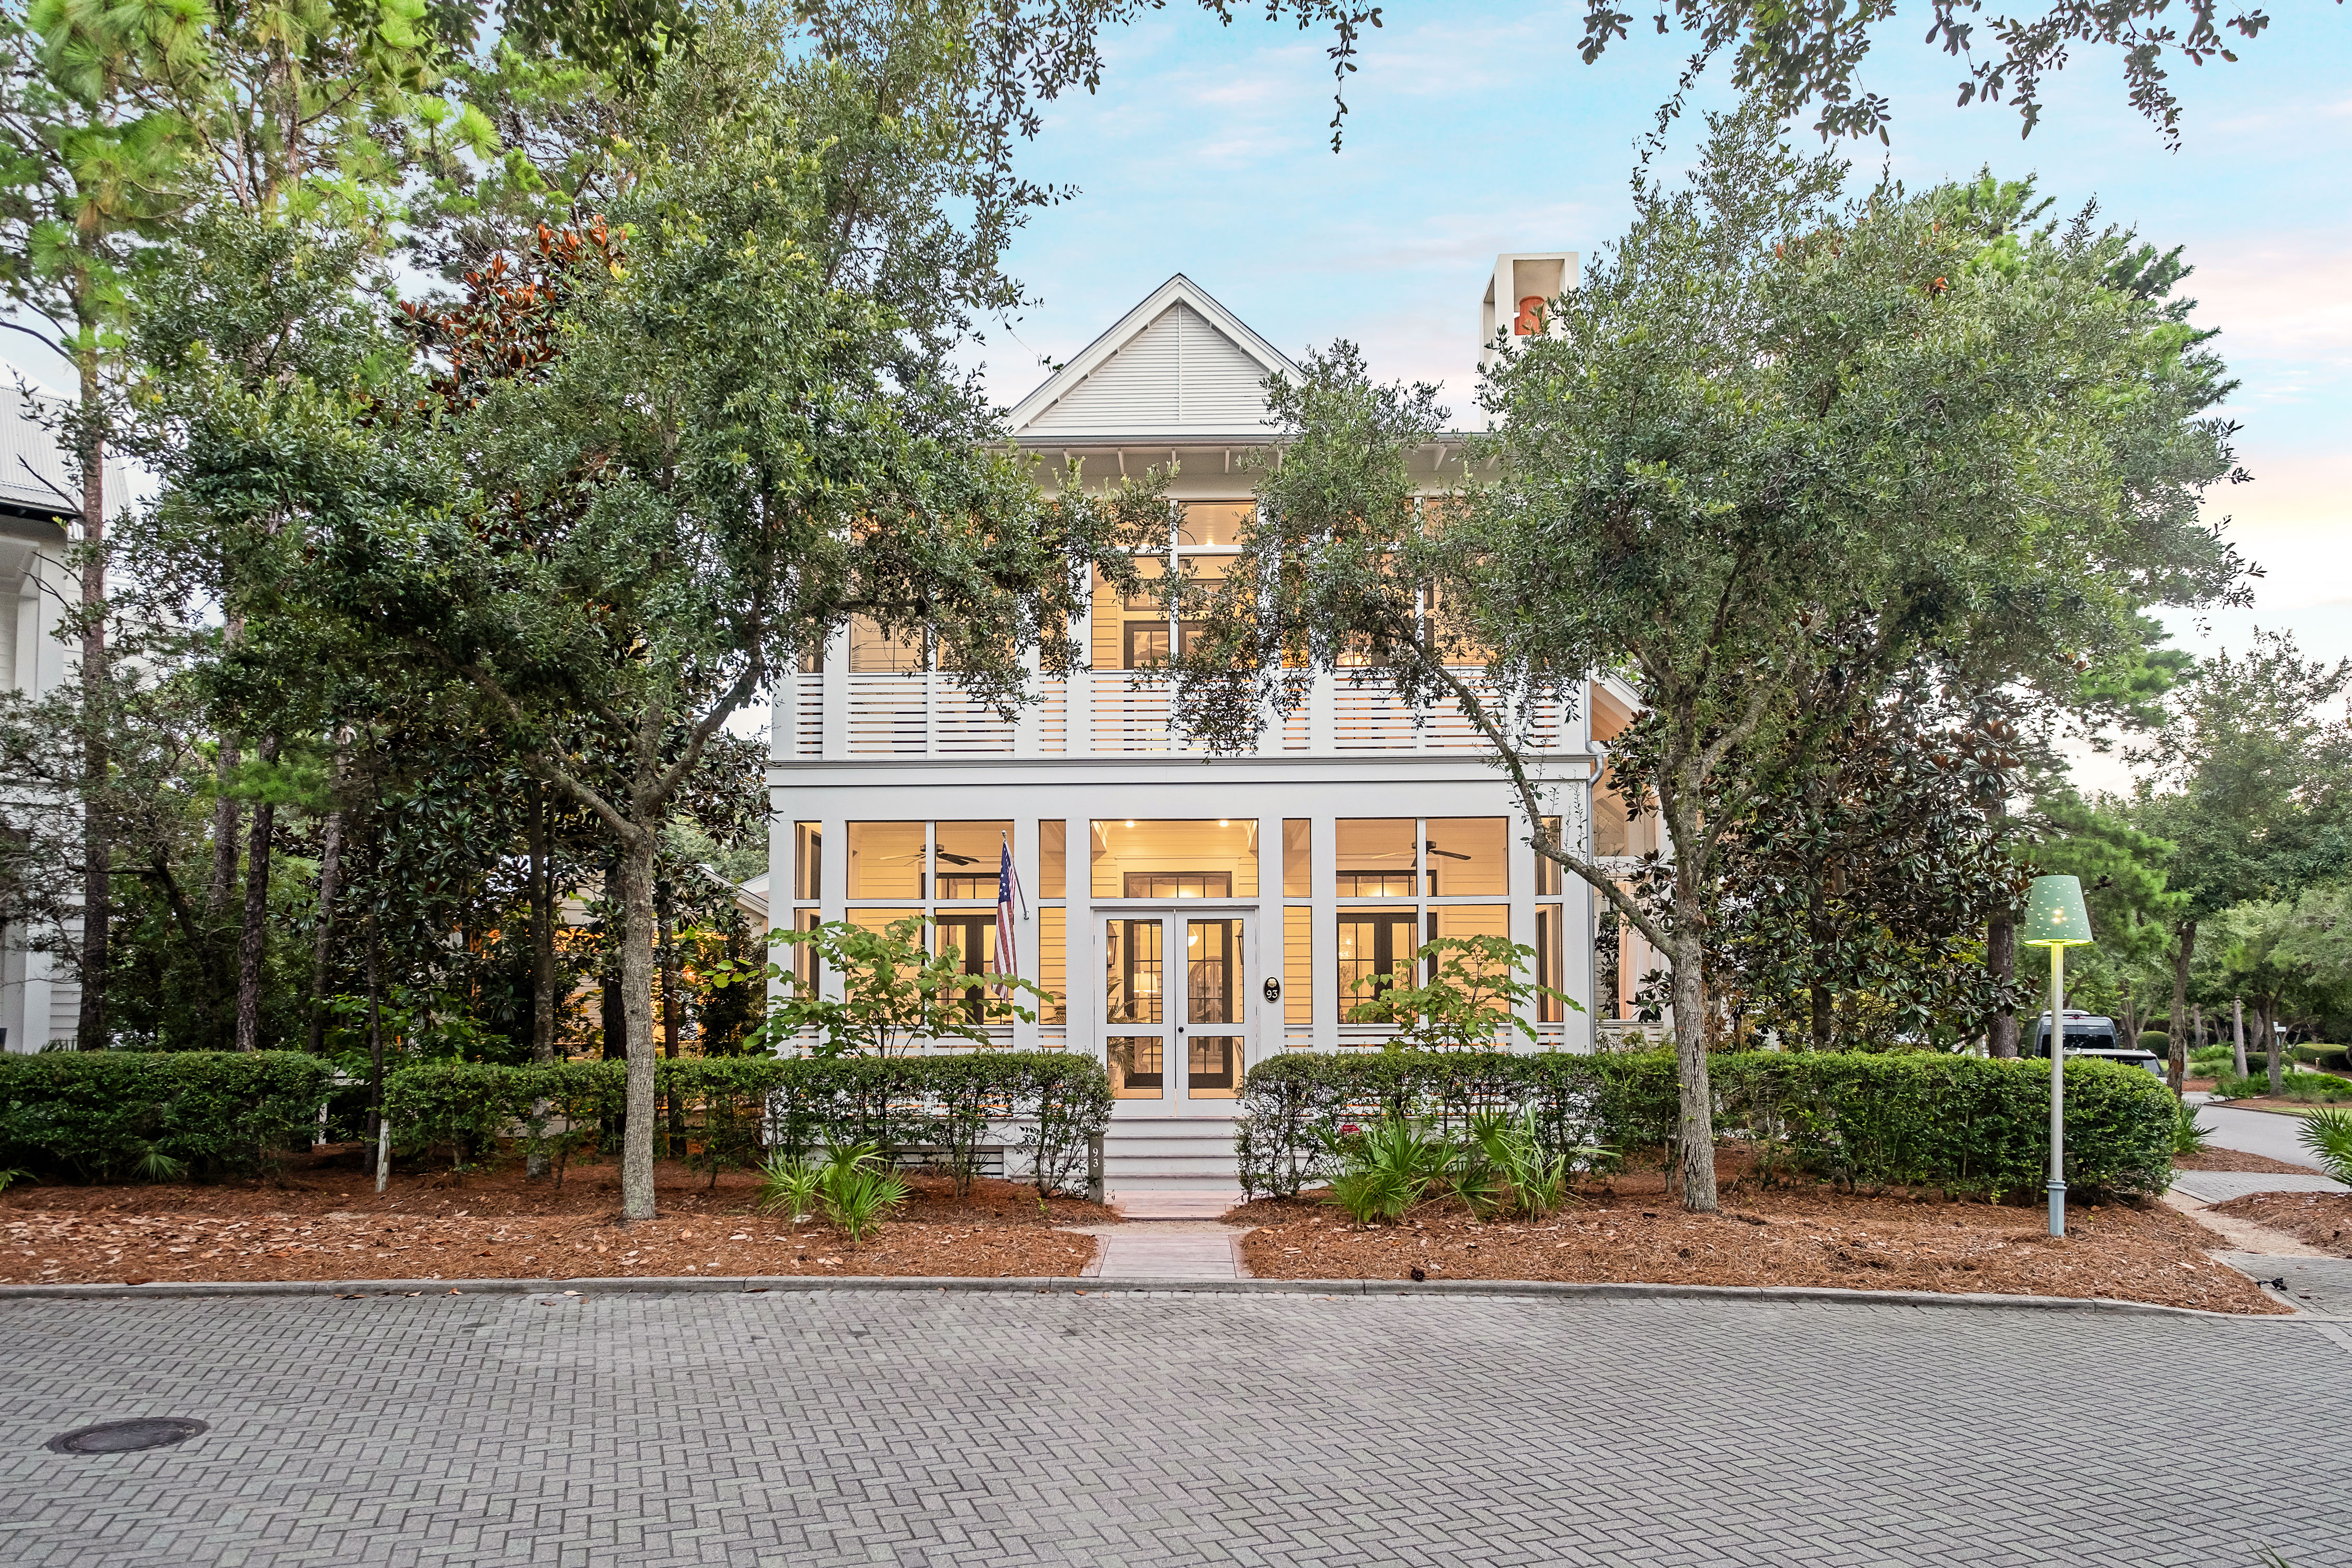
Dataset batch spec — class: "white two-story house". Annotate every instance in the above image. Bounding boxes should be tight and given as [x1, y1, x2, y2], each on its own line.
[765, 268, 1661, 1192]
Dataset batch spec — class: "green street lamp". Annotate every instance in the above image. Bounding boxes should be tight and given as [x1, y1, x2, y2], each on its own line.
[2022, 874, 2095, 1239]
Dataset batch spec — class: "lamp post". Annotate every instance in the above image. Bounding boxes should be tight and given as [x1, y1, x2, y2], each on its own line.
[2022, 875, 2094, 1239]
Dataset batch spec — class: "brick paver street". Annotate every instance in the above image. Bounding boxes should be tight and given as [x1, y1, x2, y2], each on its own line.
[2, 1287, 2346, 1566]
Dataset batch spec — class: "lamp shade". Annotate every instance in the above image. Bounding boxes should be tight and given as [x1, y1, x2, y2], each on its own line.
[2021, 875, 2094, 947]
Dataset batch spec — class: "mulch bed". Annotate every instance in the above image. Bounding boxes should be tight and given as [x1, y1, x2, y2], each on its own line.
[2209, 1192, 2352, 1259]
[1230, 1158, 2284, 1315]
[0, 1153, 1102, 1285]
[2174, 1148, 2316, 1174]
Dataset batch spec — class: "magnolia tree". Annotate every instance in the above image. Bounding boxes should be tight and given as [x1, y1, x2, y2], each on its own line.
[1177, 105, 2244, 1211]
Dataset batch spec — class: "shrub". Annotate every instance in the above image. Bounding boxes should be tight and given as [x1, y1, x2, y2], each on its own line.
[2298, 1109, 2352, 1186]
[1235, 1050, 2175, 1202]
[2216, 1069, 2352, 1104]
[383, 1052, 1111, 1196]
[2289, 1044, 2350, 1071]
[0, 1052, 333, 1181]
[2139, 1031, 2174, 1054]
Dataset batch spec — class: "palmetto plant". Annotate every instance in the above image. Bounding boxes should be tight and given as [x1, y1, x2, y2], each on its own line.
[2172, 1101, 2215, 1157]
[1469, 1110, 1578, 1220]
[2297, 1108, 2352, 1186]
[754, 1154, 827, 1222]
[1324, 1117, 1452, 1225]
[813, 1144, 910, 1245]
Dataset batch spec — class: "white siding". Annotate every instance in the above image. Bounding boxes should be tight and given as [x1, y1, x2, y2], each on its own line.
[1021, 304, 1274, 439]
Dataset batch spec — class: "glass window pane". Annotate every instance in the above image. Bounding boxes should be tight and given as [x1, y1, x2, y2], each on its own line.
[934, 821, 1010, 900]
[1187, 1037, 1241, 1099]
[1283, 818, 1311, 897]
[846, 822, 925, 898]
[1433, 906, 1512, 1015]
[1536, 903, 1564, 1022]
[788, 907, 823, 994]
[1593, 774, 1629, 857]
[1336, 908, 1420, 1020]
[1039, 907, 1066, 1024]
[1123, 621, 1171, 669]
[1090, 820, 1259, 898]
[1537, 816, 1561, 896]
[1108, 1037, 1163, 1097]
[1334, 818, 1416, 897]
[1104, 918, 1163, 1024]
[848, 615, 924, 672]
[1039, 821, 1066, 899]
[1284, 906, 1313, 1029]
[792, 822, 823, 901]
[1186, 919, 1243, 1024]
[1425, 818, 1507, 896]
[934, 912, 997, 1023]
[1178, 501, 1253, 547]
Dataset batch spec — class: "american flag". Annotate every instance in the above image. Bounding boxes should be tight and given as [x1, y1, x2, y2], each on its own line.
[994, 840, 1022, 995]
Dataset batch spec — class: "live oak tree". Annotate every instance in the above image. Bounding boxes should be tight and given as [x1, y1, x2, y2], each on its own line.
[1178, 105, 2243, 1212]
[333, 3, 1150, 1221]
[2129, 631, 2352, 1092]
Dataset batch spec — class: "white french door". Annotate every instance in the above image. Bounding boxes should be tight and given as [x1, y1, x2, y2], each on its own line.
[1101, 909, 1250, 1115]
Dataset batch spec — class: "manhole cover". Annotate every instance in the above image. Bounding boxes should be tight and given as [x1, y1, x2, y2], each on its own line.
[45, 1418, 207, 1455]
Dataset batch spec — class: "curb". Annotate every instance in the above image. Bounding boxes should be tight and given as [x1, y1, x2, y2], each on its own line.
[0, 1273, 2323, 1319]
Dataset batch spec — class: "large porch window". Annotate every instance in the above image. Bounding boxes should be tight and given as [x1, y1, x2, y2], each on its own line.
[1089, 819, 1258, 897]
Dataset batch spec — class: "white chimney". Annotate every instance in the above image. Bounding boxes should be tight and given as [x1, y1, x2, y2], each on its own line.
[1480, 252, 1578, 367]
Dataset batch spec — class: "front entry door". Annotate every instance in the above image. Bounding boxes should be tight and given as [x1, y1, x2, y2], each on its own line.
[1103, 912, 1249, 1113]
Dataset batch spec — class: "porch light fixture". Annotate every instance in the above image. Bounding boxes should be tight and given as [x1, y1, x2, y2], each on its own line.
[2022, 874, 2094, 1239]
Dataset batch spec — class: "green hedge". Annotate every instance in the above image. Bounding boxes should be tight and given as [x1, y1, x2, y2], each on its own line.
[0, 1051, 334, 1181]
[1235, 1050, 2176, 1202]
[2290, 1044, 2349, 1071]
[383, 1053, 1112, 1196]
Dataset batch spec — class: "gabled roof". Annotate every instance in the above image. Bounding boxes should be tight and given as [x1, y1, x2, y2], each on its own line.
[0, 388, 132, 528]
[1006, 275, 1302, 444]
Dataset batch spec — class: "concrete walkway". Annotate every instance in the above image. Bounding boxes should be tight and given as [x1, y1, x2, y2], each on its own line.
[1077, 1220, 1249, 1279]
[2170, 1169, 2346, 1203]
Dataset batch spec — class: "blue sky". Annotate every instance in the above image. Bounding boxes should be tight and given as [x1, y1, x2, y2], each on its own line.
[976, 1, 2351, 782]
[6, 7, 2341, 777]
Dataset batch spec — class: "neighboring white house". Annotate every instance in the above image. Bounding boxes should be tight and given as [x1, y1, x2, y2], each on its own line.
[764, 268, 1662, 1190]
[0, 391, 117, 1053]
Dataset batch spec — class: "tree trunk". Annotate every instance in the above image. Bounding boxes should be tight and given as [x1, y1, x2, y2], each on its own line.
[1808, 981, 1832, 1054]
[1987, 908, 2018, 1058]
[2233, 997, 2247, 1079]
[2189, 1000, 2203, 1063]
[2167, 920, 2196, 1097]
[660, 897, 686, 1158]
[615, 824, 660, 1221]
[527, 783, 555, 1180]
[1985, 792, 2017, 1059]
[531, 783, 556, 1063]
[1666, 890, 1717, 1214]
[365, 912, 385, 1176]
[234, 735, 280, 1050]
[304, 799, 344, 1055]
[2265, 997, 2282, 1096]
[72, 351, 109, 1051]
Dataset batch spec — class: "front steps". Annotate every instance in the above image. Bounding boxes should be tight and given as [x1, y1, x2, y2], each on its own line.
[1103, 1115, 1241, 1195]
